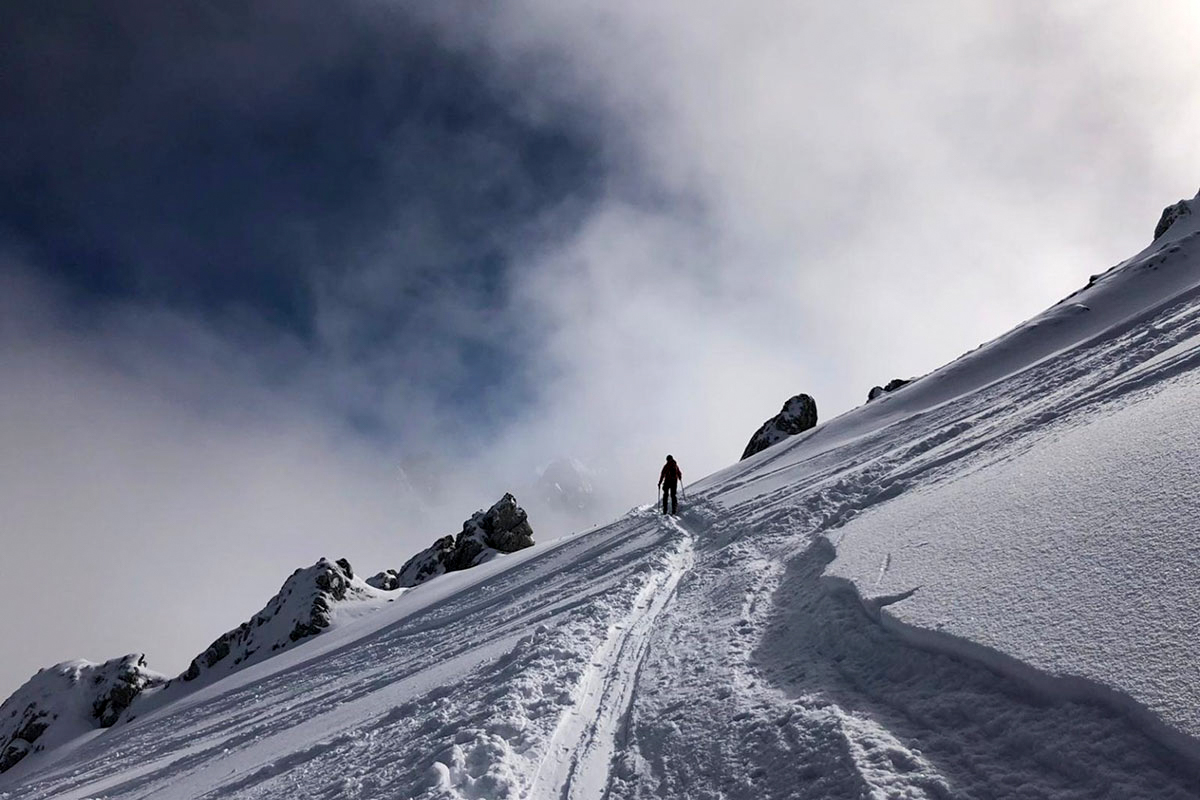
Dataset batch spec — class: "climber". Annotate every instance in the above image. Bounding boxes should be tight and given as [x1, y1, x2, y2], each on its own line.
[658, 454, 683, 515]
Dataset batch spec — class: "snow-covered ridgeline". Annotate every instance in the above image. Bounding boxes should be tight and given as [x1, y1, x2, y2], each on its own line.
[0, 557, 388, 777]
[178, 558, 382, 685]
[0, 494, 539, 778]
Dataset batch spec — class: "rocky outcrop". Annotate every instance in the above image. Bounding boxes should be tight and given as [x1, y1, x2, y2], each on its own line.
[0, 654, 166, 773]
[400, 535, 459, 586]
[181, 557, 372, 682]
[391, 494, 535, 588]
[867, 377, 913, 402]
[473, 493, 536, 553]
[741, 394, 818, 460]
[1154, 198, 1193, 240]
[366, 569, 403, 591]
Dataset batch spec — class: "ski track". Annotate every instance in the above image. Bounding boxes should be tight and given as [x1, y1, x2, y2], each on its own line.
[528, 516, 694, 800]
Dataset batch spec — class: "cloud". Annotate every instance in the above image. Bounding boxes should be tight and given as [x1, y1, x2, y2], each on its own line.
[440, 0, 1200, 431]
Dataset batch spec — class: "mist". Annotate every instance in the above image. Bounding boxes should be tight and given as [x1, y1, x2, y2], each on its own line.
[2, 1, 1198, 698]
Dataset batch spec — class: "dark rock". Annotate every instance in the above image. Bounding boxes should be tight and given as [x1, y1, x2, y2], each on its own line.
[867, 377, 913, 402]
[741, 394, 818, 460]
[394, 494, 535, 588]
[475, 493, 535, 553]
[91, 655, 162, 727]
[366, 570, 401, 591]
[0, 737, 31, 773]
[1154, 198, 1193, 240]
[395, 535, 457, 588]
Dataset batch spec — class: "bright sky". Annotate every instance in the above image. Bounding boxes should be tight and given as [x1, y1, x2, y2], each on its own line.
[1, 1, 1198, 699]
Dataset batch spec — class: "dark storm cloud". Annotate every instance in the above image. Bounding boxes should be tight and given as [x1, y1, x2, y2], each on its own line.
[0, 1, 601, 406]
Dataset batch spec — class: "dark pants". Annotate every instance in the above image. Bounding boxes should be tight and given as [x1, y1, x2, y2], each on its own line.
[662, 484, 678, 514]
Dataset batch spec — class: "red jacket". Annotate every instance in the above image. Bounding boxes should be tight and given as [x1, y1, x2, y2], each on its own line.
[659, 461, 682, 487]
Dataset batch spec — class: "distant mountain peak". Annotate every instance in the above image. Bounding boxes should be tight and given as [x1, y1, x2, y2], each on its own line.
[536, 458, 597, 514]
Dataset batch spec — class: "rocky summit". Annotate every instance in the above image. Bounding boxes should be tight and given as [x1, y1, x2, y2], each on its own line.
[382, 493, 535, 589]
[0, 654, 166, 774]
[1154, 194, 1195, 240]
[181, 557, 370, 683]
[740, 393, 818, 460]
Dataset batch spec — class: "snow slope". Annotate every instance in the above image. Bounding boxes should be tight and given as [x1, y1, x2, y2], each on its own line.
[3, 191, 1200, 798]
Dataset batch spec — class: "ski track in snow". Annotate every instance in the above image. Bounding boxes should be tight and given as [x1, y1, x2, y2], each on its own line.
[528, 516, 693, 800]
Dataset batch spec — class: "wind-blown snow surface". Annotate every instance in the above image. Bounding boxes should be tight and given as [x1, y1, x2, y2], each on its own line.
[4, 193, 1200, 798]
